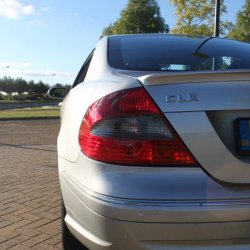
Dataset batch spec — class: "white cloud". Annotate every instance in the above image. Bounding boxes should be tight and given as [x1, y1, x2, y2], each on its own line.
[40, 7, 50, 12]
[0, 0, 34, 19]
[0, 61, 37, 68]
[22, 70, 76, 78]
[21, 70, 76, 85]
[0, 61, 76, 84]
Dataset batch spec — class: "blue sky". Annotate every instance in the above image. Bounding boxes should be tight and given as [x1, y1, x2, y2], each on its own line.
[0, 0, 246, 85]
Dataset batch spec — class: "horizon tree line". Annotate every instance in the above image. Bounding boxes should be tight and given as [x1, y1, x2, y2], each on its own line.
[102, 0, 250, 43]
[0, 77, 70, 100]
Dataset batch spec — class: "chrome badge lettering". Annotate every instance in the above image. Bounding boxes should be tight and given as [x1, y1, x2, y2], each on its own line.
[166, 93, 199, 103]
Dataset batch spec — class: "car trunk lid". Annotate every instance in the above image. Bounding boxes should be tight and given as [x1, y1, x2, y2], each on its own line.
[133, 70, 250, 184]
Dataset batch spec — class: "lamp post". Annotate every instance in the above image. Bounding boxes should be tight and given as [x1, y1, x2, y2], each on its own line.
[51, 73, 56, 85]
[3, 65, 10, 77]
[214, 0, 221, 37]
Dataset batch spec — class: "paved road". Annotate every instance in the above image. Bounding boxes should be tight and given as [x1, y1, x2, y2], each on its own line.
[0, 119, 62, 249]
[0, 102, 60, 110]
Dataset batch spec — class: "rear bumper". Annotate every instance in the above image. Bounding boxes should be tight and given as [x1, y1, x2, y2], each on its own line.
[61, 170, 250, 250]
[65, 213, 250, 250]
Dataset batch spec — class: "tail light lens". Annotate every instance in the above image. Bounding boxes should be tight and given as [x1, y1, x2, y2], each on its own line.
[79, 87, 197, 166]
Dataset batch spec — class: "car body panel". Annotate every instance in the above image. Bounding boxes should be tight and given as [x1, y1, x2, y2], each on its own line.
[137, 74, 250, 183]
[166, 112, 250, 184]
[138, 70, 250, 86]
[58, 34, 250, 249]
[61, 167, 250, 250]
[140, 78, 250, 113]
[59, 154, 250, 211]
[58, 79, 141, 162]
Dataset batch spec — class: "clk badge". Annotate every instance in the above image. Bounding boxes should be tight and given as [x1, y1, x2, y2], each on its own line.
[166, 93, 199, 103]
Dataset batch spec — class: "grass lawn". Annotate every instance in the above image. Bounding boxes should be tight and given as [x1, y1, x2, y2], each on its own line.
[0, 107, 60, 119]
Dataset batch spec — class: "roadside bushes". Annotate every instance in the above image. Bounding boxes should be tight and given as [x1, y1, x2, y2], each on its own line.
[0, 77, 70, 100]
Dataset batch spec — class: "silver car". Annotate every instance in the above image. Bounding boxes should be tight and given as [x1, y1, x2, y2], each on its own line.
[49, 34, 250, 250]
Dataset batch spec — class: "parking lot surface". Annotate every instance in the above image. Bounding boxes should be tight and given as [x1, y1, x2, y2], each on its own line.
[0, 119, 62, 249]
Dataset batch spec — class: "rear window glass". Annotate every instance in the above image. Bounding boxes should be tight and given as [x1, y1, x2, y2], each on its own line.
[108, 35, 250, 71]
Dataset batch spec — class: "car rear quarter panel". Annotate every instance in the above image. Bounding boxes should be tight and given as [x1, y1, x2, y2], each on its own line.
[58, 80, 141, 162]
[58, 36, 142, 162]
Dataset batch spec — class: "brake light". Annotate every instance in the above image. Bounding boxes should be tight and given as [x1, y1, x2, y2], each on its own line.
[79, 87, 197, 166]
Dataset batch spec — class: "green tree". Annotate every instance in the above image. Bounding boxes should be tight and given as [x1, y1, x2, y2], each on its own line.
[102, 0, 169, 36]
[170, 0, 231, 36]
[28, 80, 36, 95]
[228, 0, 250, 42]
[15, 78, 28, 95]
[34, 81, 49, 95]
[0, 78, 5, 92]
[1, 77, 16, 94]
[27, 80, 48, 95]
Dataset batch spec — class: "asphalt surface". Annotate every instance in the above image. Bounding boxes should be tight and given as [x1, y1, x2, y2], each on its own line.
[0, 102, 60, 110]
[0, 119, 62, 249]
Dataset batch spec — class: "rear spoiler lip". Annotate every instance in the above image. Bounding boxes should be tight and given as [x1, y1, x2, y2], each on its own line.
[139, 70, 250, 86]
[115, 69, 250, 86]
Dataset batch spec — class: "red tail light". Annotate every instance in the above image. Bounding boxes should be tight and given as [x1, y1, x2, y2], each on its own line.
[79, 87, 197, 166]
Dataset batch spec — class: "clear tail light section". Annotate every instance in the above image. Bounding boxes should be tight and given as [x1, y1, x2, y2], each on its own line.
[79, 87, 197, 166]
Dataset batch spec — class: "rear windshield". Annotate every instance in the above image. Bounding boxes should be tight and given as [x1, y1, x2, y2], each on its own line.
[108, 35, 250, 71]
